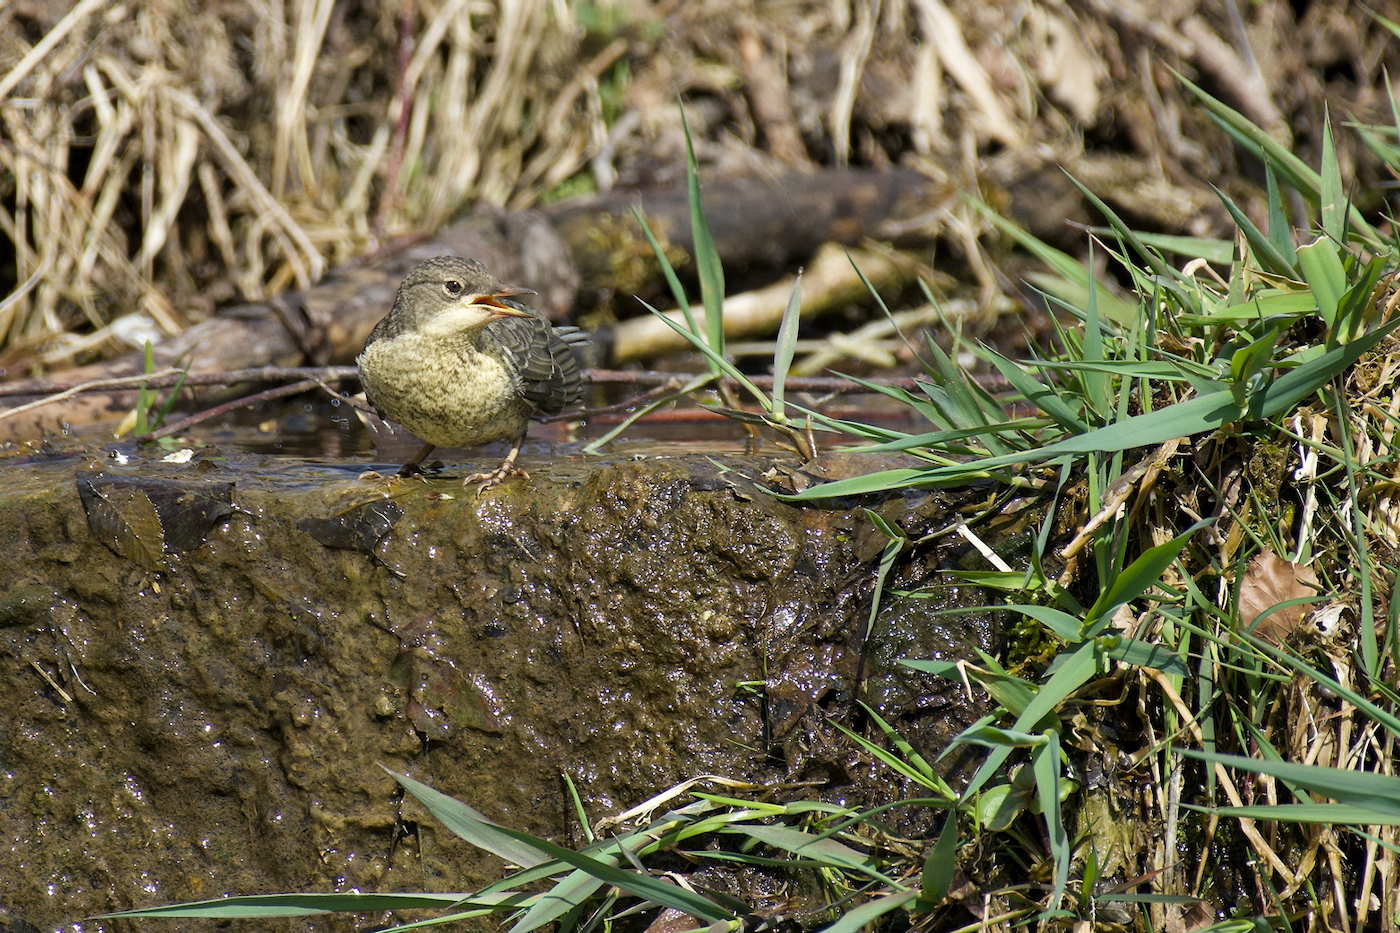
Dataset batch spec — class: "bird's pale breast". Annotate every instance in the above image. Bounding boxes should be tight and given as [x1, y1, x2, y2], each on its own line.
[357, 330, 531, 449]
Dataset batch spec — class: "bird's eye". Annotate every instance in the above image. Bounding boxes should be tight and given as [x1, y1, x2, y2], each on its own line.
[444, 280, 463, 296]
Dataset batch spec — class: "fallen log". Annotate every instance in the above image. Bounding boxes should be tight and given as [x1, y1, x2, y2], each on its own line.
[545, 167, 952, 285]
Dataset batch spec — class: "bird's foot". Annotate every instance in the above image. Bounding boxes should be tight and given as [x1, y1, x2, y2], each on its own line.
[464, 460, 529, 495]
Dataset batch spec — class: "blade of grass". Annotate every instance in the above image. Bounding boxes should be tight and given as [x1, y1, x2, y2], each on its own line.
[1319, 108, 1345, 243]
[632, 205, 699, 338]
[1033, 730, 1068, 911]
[1264, 162, 1297, 266]
[1212, 185, 1299, 278]
[815, 889, 919, 933]
[1062, 173, 1177, 284]
[386, 768, 550, 868]
[581, 372, 717, 454]
[679, 100, 725, 364]
[640, 299, 771, 411]
[863, 508, 906, 641]
[99, 892, 498, 919]
[1178, 749, 1400, 817]
[771, 269, 803, 423]
[1175, 70, 1381, 246]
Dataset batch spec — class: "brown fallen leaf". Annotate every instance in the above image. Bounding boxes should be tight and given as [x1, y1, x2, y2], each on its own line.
[1238, 549, 1323, 644]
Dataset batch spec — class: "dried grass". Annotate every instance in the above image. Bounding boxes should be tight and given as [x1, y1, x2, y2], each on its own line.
[1, 0, 1397, 375]
[0, 0, 599, 369]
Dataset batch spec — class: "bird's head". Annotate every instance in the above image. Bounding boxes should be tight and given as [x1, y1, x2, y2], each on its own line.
[393, 256, 537, 336]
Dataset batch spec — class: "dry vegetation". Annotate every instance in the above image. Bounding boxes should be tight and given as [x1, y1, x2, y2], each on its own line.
[1, 0, 1396, 379]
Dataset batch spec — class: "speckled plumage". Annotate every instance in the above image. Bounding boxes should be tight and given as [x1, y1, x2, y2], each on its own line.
[356, 256, 587, 489]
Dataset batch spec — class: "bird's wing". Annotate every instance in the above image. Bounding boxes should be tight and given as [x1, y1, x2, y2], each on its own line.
[491, 311, 587, 415]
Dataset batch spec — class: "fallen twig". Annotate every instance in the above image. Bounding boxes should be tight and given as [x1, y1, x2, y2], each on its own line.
[140, 379, 324, 442]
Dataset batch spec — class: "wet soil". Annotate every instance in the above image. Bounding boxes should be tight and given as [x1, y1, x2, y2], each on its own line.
[0, 441, 1005, 931]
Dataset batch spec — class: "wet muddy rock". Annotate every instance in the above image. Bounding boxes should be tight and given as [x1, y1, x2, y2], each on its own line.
[0, 445, 997, 931]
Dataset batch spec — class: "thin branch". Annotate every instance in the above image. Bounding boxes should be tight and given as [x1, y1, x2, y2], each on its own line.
[0, 366, 361, 399]
[141, 379, 323, 442]
[0, 368, 184, 420]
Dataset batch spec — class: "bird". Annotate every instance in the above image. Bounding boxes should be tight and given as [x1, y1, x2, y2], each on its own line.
[356, 256, 588, 492]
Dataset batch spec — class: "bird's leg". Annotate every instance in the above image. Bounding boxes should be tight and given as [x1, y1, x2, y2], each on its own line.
[398, 442, 437, 478]
[464, 435, 530, 494]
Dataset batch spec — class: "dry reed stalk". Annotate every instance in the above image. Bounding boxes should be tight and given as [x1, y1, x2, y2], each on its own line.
[831, 0, 878, 167]
[910, 0, 1020, 147]
[0, 0, 595, 366]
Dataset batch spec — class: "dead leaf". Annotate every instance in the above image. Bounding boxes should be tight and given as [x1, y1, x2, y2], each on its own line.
[1238, 549, 1323, 644]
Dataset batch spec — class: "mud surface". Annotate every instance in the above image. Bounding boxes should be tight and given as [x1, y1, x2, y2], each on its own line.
[0, 444, 1001, 931]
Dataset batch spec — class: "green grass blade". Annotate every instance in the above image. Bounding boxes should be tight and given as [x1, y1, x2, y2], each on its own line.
[1259, 316, 1400, 415]
[959, 640, 1098, 801]
[679, 100, 725, 363]
[1081, 241, 1109, 417]
[493, 824, 733, 923]
[386, 768, 550, 868]
[1178, 749, 1400, 817]
[814, 889, 919, 933]
[1176, 70, 1380, 245]
[785, 315, 1399, 499]
[1212, 184, 1299, 277]
[632, 205, 699, 338]
[964, 196, 1090, 284]
[1104, 638, 1189, 677]
[1003, 604, 1083, 642]
[1319, 108, 1345, 243]
[639, 299, 771, 411]
[781, 389, 1247, 499]
[724, 824, 893, 883]
[581, 372, 717, 454]
[1062, 172, 1176, 283]
[1265, 162, 1297, 265]
[1033, 730, 1068, 911]
[1335, 254, 1388, 344]
[981, 348, 1086, 434]
[860, 701, 941, 785]
[864, 509, 906, 640]
[1024, 272, 1140, 327]
[920, 816, 959, 905]
[1176, 290, 1314, 326]
[771, 270, 803, 422]
[510, 867, 609, 933]
[825, 718, 955, 794]
[1295, 237, 1345, 329]
[1090, 229, 1232, 264]
[1176, 71, 1319, 193]
[905, 654, 1042, 720]
[1084, 525, 1203, 632]
[1198, 803, 1400, 825]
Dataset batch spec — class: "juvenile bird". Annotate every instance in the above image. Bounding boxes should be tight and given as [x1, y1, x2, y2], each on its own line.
[357, 256, 588, 492]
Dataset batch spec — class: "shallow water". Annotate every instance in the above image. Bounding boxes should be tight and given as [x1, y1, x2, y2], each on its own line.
[155, 390, 924, 462]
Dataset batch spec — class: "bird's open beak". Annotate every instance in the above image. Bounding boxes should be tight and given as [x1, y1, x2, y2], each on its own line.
[471, 287, 537, 318]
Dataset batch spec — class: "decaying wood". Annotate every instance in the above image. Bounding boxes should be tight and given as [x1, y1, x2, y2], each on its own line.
[545, 168, 953, 284]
